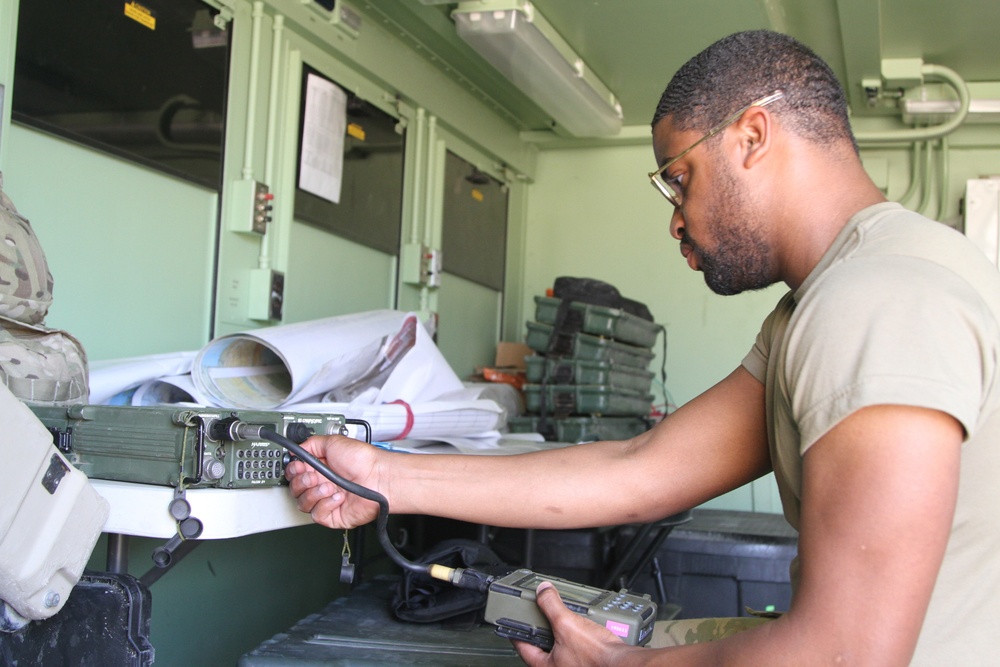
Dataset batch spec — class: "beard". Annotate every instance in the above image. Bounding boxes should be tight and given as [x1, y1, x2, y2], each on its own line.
[686, 158, 776, 296]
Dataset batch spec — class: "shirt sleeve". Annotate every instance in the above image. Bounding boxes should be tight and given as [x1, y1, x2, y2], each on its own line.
[784, 256, 989, 453]
[742, 291, 796, 384]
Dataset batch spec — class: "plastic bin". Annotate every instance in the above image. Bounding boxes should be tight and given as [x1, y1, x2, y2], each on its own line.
[508, 415, 651, 442]
[0, 570, 154, 666]
[524, 355, 655, 394]
[523, 384, 653, 417]
[624, 509, 798, 619]
[525, 322, 655, 369]
[534, 295, 662, 348]
[488, 528, 612, 587]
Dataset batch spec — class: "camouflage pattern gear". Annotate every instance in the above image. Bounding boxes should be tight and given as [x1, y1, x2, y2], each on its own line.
[0, 316, 89, 405]
[0, 172, 88, 405]
[0, 173, 53, 326]
[649, 616, 773, 648]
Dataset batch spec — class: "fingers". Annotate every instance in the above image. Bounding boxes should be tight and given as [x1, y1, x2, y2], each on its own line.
[287, 462, 343, 505]
[283, 443, 343, 514]
[280, 434, 381, 530]
[512, 640, 549, 666]
[283, 434, 341, 483]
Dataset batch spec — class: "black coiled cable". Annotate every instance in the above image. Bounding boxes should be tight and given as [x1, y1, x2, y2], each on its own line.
[258, 427, 429, 576]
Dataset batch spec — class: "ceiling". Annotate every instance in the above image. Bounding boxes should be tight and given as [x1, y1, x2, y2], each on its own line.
[352, 0, 1000, 134]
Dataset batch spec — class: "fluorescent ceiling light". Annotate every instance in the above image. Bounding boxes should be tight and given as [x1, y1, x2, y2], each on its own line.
[453, 2, 623, 137]
[902, 98, 1000, 124]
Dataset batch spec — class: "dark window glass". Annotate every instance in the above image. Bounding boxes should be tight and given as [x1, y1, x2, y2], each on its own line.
[293, 67, 405, 256]
[13, 0, 229, 189]
[441, 150, 508, 290]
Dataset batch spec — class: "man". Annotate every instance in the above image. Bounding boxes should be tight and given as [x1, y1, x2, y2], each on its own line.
[287, 30, 1000, 666]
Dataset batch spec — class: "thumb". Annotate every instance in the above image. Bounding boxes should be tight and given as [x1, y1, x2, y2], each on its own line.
[534, 581, 568, 620]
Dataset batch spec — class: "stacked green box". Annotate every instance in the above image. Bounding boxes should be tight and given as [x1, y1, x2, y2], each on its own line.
[508, 415, 652, 443]
[533, 296, 661, 348]
[515, 294, 664, 443]
[524, 356, 655, 394]
[523, 384, 654, 417]
[524, 322, 655, 369]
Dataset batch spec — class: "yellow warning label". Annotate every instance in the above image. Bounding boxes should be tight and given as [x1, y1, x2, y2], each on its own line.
[471, 188, 484, 202]
[124, 2, 156, 30]
[347, 123, 366, 141]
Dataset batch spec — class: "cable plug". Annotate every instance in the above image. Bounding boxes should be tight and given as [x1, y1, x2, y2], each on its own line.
[433, 566, 496, 593]
[285, 422, 315, 444]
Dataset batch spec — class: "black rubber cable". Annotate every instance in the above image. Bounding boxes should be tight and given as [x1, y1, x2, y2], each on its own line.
[258, 427, 430, 576]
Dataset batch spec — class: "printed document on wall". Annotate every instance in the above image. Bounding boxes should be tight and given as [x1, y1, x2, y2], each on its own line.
[299, 73, 346, 203]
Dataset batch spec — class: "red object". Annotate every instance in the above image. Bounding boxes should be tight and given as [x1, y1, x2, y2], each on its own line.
[386, 399, 415, 440]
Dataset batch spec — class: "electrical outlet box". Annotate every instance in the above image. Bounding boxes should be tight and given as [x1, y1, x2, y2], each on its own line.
[425, 248, 442, 288]
[248, 268, 284, 321]
[882, 58, 924, 90]
[230, 179, 274, 234]
[303, 0, 362, 39]
[401, 243, 442, 287]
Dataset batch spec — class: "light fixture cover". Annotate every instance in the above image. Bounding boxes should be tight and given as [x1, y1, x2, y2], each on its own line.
[453, 4, 623, 137]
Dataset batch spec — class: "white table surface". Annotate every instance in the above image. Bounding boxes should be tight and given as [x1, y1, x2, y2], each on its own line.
[91, 479, 313, 539]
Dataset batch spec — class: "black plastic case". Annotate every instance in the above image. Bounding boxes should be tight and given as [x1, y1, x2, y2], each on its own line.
[0, 570, 154, 666]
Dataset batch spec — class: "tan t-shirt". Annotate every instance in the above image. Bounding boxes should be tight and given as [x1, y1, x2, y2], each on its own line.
[743, 202, 1000, 666]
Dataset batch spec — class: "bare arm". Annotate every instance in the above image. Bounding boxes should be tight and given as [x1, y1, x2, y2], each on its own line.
[286, 366, 771, 530]
[534, 404, 961, 667]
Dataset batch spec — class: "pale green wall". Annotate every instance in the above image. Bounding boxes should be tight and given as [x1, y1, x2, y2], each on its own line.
[281, 222, 396, 322]
[5, 127, 218, 360]
[436, 272, 503, 380]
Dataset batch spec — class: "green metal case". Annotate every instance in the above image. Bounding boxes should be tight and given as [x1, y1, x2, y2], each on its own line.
[534, 295, 662, 348]
[29, 404, 347, 489]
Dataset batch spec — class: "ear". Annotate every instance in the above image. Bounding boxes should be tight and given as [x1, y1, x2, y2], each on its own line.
[733, 106, 772, 169]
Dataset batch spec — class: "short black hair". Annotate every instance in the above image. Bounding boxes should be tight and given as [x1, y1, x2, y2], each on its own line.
[652, 30, 857, 152]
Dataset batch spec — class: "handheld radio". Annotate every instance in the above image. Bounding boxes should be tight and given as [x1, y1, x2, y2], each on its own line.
[484, 569, 656, 651]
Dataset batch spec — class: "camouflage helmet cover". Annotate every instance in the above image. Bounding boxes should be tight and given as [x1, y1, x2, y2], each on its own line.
[0, 172, 54, 326]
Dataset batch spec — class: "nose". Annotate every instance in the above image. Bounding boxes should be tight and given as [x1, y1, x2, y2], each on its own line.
[669, 206, 686, 241]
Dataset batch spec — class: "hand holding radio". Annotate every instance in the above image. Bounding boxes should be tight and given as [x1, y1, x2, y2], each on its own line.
[514, 581, 644, 667]
[285, 435, 384, 530]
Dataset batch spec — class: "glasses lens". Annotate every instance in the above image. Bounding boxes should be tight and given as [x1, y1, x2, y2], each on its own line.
[652, 173, 681, 206]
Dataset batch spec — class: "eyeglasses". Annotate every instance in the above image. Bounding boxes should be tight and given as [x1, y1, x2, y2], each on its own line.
[648, 91, 784, 208]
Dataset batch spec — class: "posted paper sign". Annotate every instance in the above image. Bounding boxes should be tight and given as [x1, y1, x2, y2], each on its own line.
[299, 73, 347, 203]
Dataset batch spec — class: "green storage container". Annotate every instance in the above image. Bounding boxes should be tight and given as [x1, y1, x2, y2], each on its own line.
[524, 322, 655, 370]
[534, 295, 662, 348]
[524, 355, 654, 394]
[508, 415, 651, 442]
[523, 384, 653, 417]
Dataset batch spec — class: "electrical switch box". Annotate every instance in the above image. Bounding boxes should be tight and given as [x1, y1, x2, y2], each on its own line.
[230, 179, 274, 234]
[881, 57, 924, 91]
[248, 268, 284, 321]
[401, 243, 442, 288]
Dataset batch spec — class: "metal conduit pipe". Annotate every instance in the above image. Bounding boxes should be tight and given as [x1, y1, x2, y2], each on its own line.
[241, 1, 265, 180]
[258, 13, 284, 272]
[409, 108, 426, 246]
[856, 64, 971, 145]
[936, 136, 951, 222]
[264, 14, 284, 187]
[897, 140, 923, 205]
[916, 139, 934, 216]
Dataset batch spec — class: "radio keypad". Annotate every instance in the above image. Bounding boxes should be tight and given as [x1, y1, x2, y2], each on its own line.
[236, 447, 283, 480]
